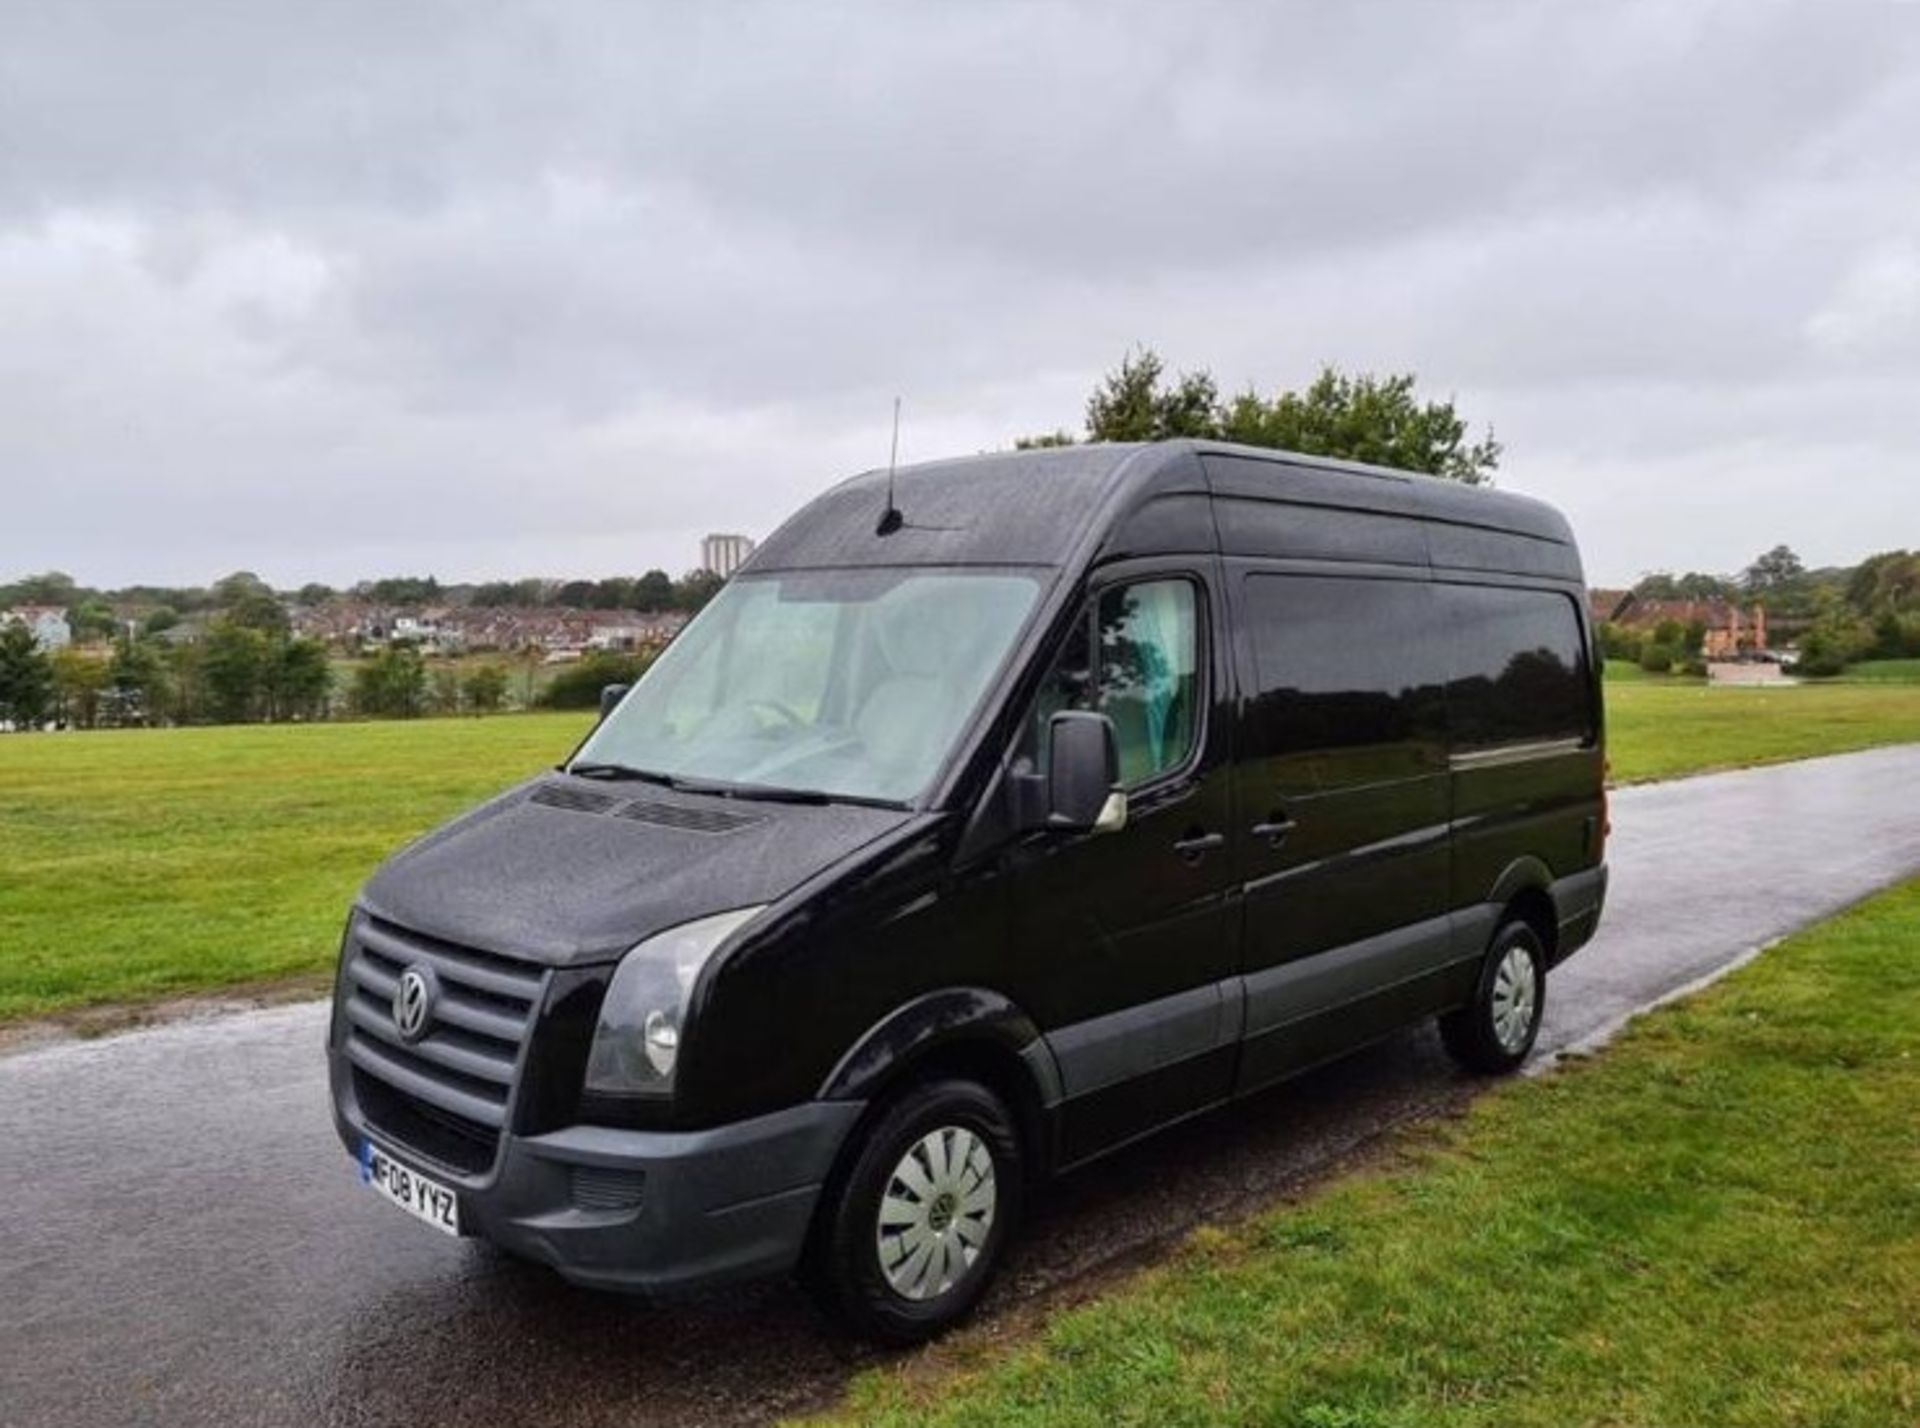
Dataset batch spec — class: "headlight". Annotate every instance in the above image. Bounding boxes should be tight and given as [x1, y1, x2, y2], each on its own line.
[583, 906, 765, 1096]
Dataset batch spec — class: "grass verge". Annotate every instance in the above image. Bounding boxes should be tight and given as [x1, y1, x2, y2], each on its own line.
[821, 879, 1920, 1428]
[0, 713, 591, 1021]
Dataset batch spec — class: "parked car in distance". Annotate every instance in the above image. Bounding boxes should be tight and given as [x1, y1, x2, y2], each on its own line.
[329, 440, 1608, 1342]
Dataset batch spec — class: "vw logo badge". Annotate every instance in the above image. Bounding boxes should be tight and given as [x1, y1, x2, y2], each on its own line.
[393, 966, 436, 1043]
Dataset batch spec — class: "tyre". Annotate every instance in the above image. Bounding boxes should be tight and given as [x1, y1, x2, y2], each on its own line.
[807, 1077, 1022, 1345]
[1440, 919, 1546, 1074]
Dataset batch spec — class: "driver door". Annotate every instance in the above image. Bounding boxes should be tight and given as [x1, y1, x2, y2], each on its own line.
[1006, 561, 1241, 1167]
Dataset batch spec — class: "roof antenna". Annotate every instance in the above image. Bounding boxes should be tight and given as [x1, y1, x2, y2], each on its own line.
[875, 395, 905, 536]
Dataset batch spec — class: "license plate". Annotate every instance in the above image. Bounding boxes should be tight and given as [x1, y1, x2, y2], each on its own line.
[359, 1140, 460, 1237]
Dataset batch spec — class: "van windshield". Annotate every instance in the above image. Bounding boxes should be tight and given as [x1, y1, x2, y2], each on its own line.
[570, 569, 1043, 805]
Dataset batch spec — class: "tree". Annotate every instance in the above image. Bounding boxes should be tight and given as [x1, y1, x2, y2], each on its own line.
[363, 576, 441, 605]
[590, 577, 636, 610]
[50, 648, 109, 728]
[352, 645, 428, 718]
[1636, 570, 1735, 601]
[4, 571, 79, 607]
[1794, 588, 1873, 677]
[202, 620, 268, 722]
[213, 570, 273, 606]
[107, 636, 169, 725]
[141, 606, 180, 637]
[634, 569, 675, 611]
[463, 663, 509, 714]
[67, 598, 120, 643]
[1082, 348, 1221, 443]
[675, 570, 725, 611]
[164, 642, 206, 723]
[470, 580, 523, 607]
[0, 622, 54, 729]
[1030, 349, 1500, 484]
[428, 664, 462, 715]
[1013, 429, 1076, 450]
[1596, 621, 1642, 663]
[1845, 550, 1920, 616]
[295, 583, 336, 607]
[1675, 571, 1736, 600]
[262, 637, 333, 721]
[1222, 368, 1500, 484]
[1742, 545, 1806, 597]
[226, 590, 291, 636]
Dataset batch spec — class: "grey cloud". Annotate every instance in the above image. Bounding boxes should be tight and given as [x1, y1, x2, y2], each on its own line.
[2, 0, 1917, 587]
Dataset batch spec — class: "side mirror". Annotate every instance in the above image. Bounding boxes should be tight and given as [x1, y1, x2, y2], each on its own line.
[1046, 711, 1126, 834]
[599, 683, 630, 720]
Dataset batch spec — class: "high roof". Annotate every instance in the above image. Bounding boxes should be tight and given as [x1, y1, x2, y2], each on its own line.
[747, 443, 1150, 572]
[745, 439, 1578, 577]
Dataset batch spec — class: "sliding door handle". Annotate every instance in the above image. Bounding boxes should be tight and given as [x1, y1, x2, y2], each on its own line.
[1250, 816, 1296, 847]
[1172, 830, 1226, 861]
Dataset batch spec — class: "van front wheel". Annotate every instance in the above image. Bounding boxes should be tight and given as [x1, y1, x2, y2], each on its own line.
[807, 1077, 1022, 1345]
[1440, 920, 1546, 1074]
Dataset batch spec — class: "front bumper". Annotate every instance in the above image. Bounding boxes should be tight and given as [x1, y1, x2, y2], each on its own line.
[332, 1067, 864, 1296]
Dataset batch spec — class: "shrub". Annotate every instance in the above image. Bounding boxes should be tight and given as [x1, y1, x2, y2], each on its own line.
[1598, 621, 1642, 662]
[462, 663, 509, 714]
[1793, 632, 1849, 678]
[351, 645, 428, 718]
[1638, 643, 1675, 674]
[538, 652, 650, 710]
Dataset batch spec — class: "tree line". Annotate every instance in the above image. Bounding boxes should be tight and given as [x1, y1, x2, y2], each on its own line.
[0, 619, 606, 731]
[1016, 349, 1502, 485]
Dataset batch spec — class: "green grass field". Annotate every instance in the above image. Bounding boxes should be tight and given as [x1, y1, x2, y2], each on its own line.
[1604, 681, 1920, 784]
[822, 878, 1920, 1428]
[1837, 657, 1920, 683]
[2, 681, 1919, 1021]
[0, 713, 591, 1021]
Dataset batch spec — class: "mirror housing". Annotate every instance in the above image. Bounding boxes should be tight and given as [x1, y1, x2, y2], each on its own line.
[599, 683, 630, 720]
[1045, 711, 1125, 833]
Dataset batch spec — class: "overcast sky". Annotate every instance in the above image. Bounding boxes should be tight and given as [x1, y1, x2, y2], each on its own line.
[4, 1, 1916, 591]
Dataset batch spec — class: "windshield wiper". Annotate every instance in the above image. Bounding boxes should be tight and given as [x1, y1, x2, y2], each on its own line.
[663, 776, 833, 805]
[570, 764, 898, 808]
[566, 761, 677, 785]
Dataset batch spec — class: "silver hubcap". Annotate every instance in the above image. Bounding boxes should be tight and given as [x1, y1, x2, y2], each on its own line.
[876, 1125, 997, 1301]
[1491, 943, 1539, 1052]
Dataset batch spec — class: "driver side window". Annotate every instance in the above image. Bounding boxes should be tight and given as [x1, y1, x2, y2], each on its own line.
[1026, 578, 1201, 787]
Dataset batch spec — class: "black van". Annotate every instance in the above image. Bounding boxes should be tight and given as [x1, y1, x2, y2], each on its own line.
[329, 440, 1607, 1341]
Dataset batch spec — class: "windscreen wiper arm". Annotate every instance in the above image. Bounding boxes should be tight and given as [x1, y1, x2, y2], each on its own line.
[663, 776, 833, 805]
[566, 761, 676, 785]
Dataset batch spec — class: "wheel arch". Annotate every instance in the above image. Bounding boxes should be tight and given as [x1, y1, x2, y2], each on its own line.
[1485, 856, 1560, 964]
[817, 987, 1059, 1180]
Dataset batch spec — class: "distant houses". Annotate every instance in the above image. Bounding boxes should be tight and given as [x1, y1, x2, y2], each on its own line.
[0, 605, 71, 650]
[286, 602, 690, 658]
[1590, 589, 1775, 659]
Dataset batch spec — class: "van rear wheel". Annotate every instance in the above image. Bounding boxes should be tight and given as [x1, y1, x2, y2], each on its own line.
[1440, 920, 1546, 1074]
[806, 1077, 1022, 1345]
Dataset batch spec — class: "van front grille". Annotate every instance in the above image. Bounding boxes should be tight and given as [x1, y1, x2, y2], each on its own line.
[342, 916, 546, 1176]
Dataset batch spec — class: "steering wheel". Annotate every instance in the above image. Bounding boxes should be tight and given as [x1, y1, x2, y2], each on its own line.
[744, 698, 807, 731]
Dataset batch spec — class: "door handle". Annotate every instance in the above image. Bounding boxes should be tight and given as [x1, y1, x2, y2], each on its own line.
[1250, 815, 1296, 847]
[1172, 830, 1226, 860]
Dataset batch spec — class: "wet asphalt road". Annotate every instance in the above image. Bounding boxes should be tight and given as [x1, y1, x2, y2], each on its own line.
[5, 745, 1919, 1428]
